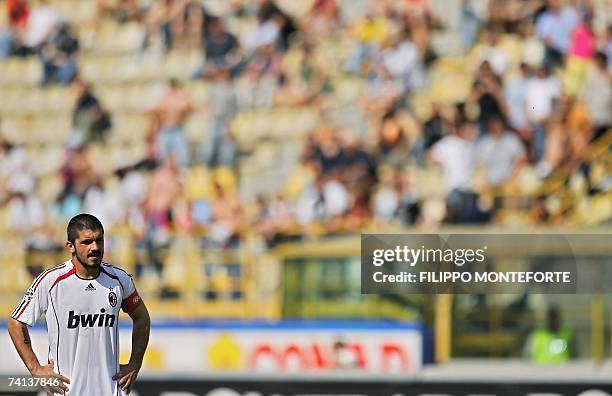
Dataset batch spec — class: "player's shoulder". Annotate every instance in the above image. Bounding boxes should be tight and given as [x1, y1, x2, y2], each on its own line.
[101, 262, 133, 282]
[31, 261, 73, 292]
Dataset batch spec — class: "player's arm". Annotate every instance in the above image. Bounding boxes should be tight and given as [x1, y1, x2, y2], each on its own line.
[113, 302, 150, 393]
[127, 302, 151, 370]
[7, 318, 70, 395]
[7, 318, 41, 374]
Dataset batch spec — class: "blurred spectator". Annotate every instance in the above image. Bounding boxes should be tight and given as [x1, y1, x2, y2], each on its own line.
[296, 175, 349, 227]
[274, 42, 326, 108]
[255, 0, 297, 51]
[95, 0, 143, 25]
[379, 34, 425, 90]
[537, 113, 568, 177]
[459, 0, 487, 53]
[40, 23, 79, 86]
[361, 70, 405, 121]
[344, 184, 372, 230]
[174, 0, 208, 49]
[535, 0, 578, 69]
[476, 115, 526, 189]
[22, 0, 59, 53]
[139, 156, 182, 277]
[7, 186, 59, 274]
[565, 14, 596, 96]
[580, 52, 611, 140]
[430, 120, 488, 223]
[488, 0, 542, 33]
[201, 68, 238, 168]
[8, 0, 29, 31]
[0, 139, 35, 209]
[243, 40, 282, 108]
[401, 0, 435, 61]
[477, 32, 510, 76]
[142, 0, 192, 53]
[472, 61, 507, 134]
[525, 66, 562, 162]
[338, 132, 375, 188]
[430, 120, 476, 194]
[313, 130, 344, 177]
[56, 146, 101, 220]
[253, 193, 294, 247]
[505, 63, 531, 134]
[375, 111, 411, 168]
[116, 166, 148, 233]
[0, 134, 45, 260]
[0, 0, 29, 58]
[413, 102, 448, 162]
[371, 166, 419, 227]
[603, 24, 612, 72]
[245, 39, 282, 79]
[209, 182, 243, 248]
[71, 79, 112, 144]
[372, 167, 400, 223]
[346, 12, 391, 75]
[0, 135, 35, 204]
[305, 0, 340, 39]
[150, 79, 194, 167]
[194, 16, 239, 79]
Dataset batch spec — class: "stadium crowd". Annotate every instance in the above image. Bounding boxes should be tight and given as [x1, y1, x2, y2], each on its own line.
[0, 0, 610, 277]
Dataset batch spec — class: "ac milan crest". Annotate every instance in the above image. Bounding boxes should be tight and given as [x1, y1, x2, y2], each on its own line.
[108, 291, 118, 307]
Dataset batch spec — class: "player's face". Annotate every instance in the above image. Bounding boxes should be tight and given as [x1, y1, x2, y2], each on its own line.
[69, 228, 105, 268]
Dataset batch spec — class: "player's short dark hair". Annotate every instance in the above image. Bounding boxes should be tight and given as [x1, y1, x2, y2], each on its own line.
[67, 214, 104, 243]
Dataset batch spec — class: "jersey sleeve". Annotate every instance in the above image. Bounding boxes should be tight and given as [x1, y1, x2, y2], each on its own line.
[116, 268, 142, 313]
[11, 273, 50, 326]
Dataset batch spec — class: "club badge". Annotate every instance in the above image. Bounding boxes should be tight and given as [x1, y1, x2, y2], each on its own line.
[108, 291, 118, 307]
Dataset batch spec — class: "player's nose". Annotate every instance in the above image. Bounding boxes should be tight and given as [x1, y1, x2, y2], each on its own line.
[90, 242, 101, 254]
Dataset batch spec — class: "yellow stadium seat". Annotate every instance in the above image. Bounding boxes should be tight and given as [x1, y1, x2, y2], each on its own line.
[185, 165, 213, 200]
[213, 166, 237, 193]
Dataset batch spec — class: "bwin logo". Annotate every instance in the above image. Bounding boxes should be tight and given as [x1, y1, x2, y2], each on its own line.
[68, 309, 115, 328]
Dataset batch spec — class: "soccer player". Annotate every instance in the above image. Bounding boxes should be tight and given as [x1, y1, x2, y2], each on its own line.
[8, 214, 151, 395]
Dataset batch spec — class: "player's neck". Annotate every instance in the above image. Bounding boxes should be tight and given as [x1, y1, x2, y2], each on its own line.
[71, 257, 101, 279]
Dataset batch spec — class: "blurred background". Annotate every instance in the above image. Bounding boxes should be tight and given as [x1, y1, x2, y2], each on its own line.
[0, 0, 611, 394]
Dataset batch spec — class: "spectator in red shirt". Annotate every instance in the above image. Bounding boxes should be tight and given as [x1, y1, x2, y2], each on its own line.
[0, 0, 29, 57]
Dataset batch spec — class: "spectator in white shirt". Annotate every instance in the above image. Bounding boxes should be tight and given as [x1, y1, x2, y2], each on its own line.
[430, 119, 488, 223]
[380, 35, 424, 90]
[524, 66, 561, 162]
[525, 67, 562, 124]
[429, 120, 477, 194]
[22, 0, 59, 50]
[476, 115, 526, 188]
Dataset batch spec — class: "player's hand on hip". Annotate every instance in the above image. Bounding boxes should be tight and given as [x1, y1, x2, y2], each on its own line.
[113, 362, 140, 394]
[31, 359, 70, 395]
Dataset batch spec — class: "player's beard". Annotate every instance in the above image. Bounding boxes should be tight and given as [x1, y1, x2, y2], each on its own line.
[75, 250, 103, 268]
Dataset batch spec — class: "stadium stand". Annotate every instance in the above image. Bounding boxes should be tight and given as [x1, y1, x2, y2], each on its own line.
[0, 0, 610, 362]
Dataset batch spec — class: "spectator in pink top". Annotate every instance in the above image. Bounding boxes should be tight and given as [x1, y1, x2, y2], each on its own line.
[565, 15, 596, 96]
[569, 15, 595, 60]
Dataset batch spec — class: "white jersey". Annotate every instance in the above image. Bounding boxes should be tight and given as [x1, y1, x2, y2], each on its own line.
[12, 260, 143, 396]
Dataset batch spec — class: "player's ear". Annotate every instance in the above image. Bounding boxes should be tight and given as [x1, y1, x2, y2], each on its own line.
[66, 240, 75, 254]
